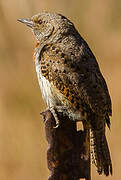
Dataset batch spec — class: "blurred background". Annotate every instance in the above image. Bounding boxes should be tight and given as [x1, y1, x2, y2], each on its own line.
[0, 0, 121, 179]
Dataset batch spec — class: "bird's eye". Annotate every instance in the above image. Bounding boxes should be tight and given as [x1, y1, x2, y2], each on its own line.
[38, 19, 42, 24]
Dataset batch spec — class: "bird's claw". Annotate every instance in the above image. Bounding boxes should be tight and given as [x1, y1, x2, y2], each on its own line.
[53, 122, 60, 128]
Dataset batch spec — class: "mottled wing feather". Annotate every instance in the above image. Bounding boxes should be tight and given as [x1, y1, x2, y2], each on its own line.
[40, 45, 82, 110]
[40, 43, 112, 116]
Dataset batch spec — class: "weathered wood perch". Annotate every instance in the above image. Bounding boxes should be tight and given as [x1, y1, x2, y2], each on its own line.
[41, 110, 91, 180]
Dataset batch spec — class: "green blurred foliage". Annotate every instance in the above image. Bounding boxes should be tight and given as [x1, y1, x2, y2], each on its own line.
[0, 0, 121, 179]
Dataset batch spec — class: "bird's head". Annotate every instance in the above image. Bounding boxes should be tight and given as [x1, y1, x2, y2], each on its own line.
[18, 12, 74, 42]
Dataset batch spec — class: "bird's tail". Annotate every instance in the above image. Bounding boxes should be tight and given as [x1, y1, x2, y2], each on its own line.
[90, 115, 112, 176]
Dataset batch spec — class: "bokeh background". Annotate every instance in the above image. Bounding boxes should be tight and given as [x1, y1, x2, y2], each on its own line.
[0, 0, 121, 180]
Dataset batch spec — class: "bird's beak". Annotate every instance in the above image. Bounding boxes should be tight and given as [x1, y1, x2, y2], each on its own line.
[17, 18, 34, 28]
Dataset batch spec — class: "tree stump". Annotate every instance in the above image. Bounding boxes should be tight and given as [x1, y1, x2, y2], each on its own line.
[41, 110, 91, 180]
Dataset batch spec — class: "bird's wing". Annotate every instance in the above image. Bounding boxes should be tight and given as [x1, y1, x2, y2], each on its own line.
[40, 42, 112, 116]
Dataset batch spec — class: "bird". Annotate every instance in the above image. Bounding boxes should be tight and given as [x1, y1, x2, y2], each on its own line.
[18, 12, 112, 176]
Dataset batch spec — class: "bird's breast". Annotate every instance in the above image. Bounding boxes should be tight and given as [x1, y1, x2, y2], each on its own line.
[34, 46, 83, 121]
[34, 48, 53, 107]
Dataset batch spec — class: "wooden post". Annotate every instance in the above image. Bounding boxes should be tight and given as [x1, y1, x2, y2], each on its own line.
[41, 110, 91, 180]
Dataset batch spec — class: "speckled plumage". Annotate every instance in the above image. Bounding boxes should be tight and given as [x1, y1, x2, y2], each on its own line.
[18, 12, 112, 176]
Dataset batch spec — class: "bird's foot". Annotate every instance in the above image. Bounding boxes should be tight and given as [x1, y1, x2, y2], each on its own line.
[49, 106, 68, 128]
[49, 106, 60, 128]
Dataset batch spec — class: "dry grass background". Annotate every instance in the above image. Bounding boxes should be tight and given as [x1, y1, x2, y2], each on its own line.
[0, 0, 121, 180]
